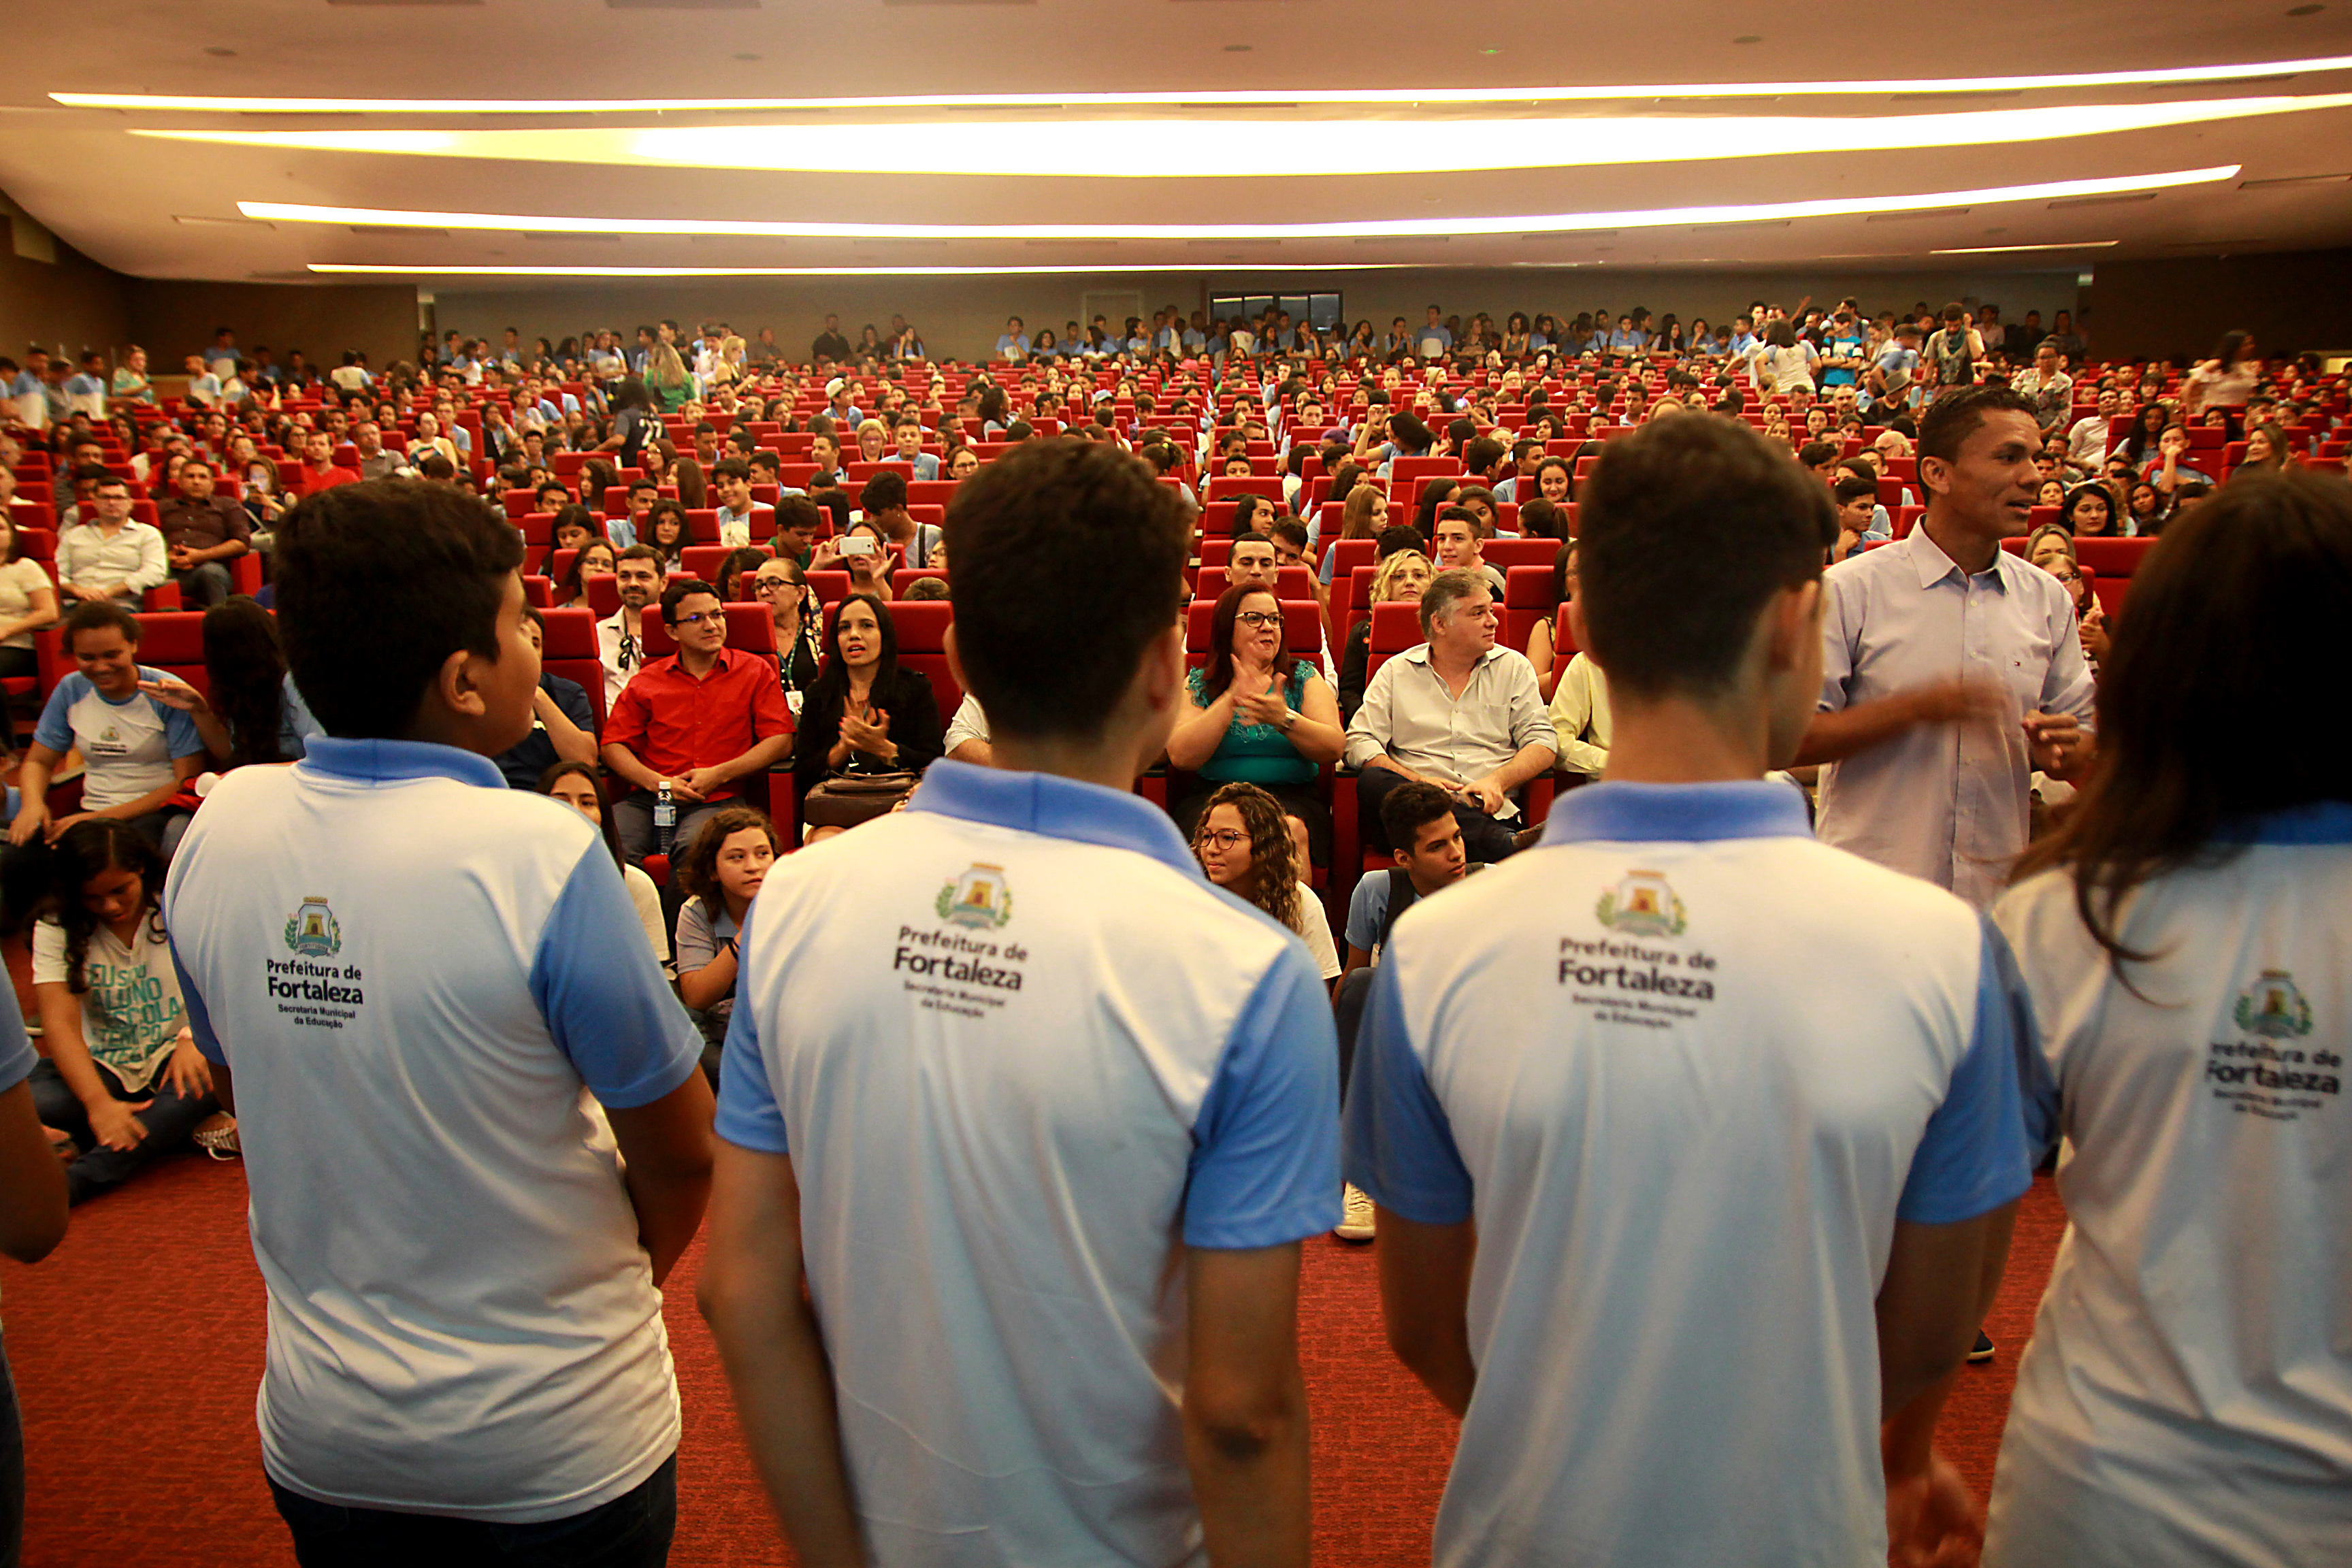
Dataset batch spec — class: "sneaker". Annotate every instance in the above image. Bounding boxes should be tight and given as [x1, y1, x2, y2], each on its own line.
[192, 1113, 241, 1160]
[1967, 1329, 1996, 1365]
[1335, 1184, 1376, 1243]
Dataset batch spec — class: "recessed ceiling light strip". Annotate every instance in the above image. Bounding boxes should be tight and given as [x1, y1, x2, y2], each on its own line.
[48, 54, 2352, 113]
[238, 165, 2238, 242]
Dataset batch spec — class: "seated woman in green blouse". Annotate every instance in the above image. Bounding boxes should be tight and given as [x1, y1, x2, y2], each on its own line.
[1167, 583, 1345, 864]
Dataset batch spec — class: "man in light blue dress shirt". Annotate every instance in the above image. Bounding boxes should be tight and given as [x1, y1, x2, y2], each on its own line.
[1797, 385, 2096, 908]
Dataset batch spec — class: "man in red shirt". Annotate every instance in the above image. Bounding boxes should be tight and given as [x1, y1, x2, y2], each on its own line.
[295, 429, 362, 495]
[601, 578, 792, 864]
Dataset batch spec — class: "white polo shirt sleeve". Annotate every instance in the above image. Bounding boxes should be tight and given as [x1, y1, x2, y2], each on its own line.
[529, 849, 705, 1108]
[1894, 918, 2040, 1224]
[1342, 958, 1475, 1225]
[1182, 947, 1341, 1250]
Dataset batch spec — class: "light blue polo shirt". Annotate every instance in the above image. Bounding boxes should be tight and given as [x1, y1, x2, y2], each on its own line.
[1346, 779, 2032, 1568]
[719, 758, 1339, 1567]
[164, 738, 703, 1524]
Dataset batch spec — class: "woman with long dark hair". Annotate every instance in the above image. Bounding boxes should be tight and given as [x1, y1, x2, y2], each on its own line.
[1188, 782, 1339, 981]
[792, 593, 943, 802]
[28, 819, 218, 1202]
[672, 805, 779, 1062]
[1985, 470, 2352, 1568]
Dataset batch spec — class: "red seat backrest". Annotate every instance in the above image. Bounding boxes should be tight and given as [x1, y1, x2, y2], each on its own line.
[536, 607, 608, 728]
[133, 611, 210, 693]
[1205, 474, 1285, 503]
[805, 570, 852, 604]
[1365, 601, 1424, 685]
[1485, 537, 1556, 571]
[890, 569, 948, 598]
[1502, 565, 1558, 655]
[877, 597, 961, 720]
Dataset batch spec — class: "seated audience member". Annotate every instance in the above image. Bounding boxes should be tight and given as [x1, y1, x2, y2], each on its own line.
[154, 459, 253, 608]
[492, 607, 598, 789]
[2023, 525, 2110, 669]
[1190, 782, 1341, 983]
[30, 819, 218, 1203]
[642, 499, 689, 568]
[1339, 546, 1435, 721]
[792, 591, 945, 801]
[1431, 508, 1507, 598]
[598, 545, 666, 708]
[710, 459, 769, 548]
[292, 430, 361, 495]
[555, 540, 616, 610]
[832, 519, 900, 601]
[1547, 623, 1616, 780]
[540, 762, 665, 963]
[714, 546, 768, 604]
[56, 476, 167, 610]
[770, 494, 823, 568]
[1224, 529, 1281, 597]
[0, 512, 59, 681]
[1341, 780, 1474, 977]
[1523, 541, 1580, 701]
[672, 806, 779, 1068]
[539, 506, 598, 578]
[861, 468, 941, 568]
[1169, 584, 1344, 862]
[1320, 480, 1391, 590]
[942, 692, 992, 764]
[601, 578, 792, 866]
[1344, 568, 1557, 861]
[747, 555, 821, 703]
[2061, 483, 2123, 538]
[901, 576, 950, 603]
[883, 415, 940, 480]
[136, 599, 325, 853]
[1345, 414, 2029, 1568]
[1831, 475, 1884, 560]
[1975, 470, 2352, 1568]
[7, 604, 207, 861]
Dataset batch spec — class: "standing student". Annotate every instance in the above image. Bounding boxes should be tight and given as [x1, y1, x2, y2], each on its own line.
[700, 440, 1339, 1567]
[1347, 416, 2031, 1568]
[1800, 385, 2097, 909]
[1983, 472, 2352, 1568]
[163, 479, 714, 1564]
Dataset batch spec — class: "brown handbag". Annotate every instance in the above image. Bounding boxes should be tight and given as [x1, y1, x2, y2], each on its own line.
[801, 772, 919, 828]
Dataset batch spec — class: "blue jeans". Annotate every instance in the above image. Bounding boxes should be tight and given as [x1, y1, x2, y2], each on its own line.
[270, 1454, 678, 1568]
[27, 1059, 216, 1205]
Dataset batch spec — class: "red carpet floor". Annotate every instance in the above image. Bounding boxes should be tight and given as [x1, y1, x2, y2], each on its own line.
[1, 1154, 2063, 1566]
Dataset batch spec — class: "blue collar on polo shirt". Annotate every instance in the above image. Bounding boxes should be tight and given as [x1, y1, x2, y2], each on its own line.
[910, 757, 1202, 877]
[2214, 800, 2352, 845]
[1541, 779, 1814, 845]
[299, 736, 508, 789]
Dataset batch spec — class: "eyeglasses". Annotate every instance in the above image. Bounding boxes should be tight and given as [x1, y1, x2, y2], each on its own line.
[1235, 610, 1286, 629]
[753, 577, 802, 594]
[1198, 830, 1247, 851]
[670, 611, 722, 628]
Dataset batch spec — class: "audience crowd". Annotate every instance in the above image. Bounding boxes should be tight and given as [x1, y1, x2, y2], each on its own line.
[0, 290, 2346, 1568]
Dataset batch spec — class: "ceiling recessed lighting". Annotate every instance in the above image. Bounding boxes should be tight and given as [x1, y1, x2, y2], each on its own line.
[59, 53, 2352, 112]
[309, 262, 1418, 278]
[240, 165, 2240, 244]
[1224, 43, 1251, 52]
[203, 46, 238, 56]
[1733, 35, 1762, 44]
[733, 52, 760, 61]
[137, 96, 2352, 178]
[1930, 241, 2121, 254]
[2287, 4, 2324, 14]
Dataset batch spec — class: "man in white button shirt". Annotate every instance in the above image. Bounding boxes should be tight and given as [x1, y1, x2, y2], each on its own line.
[164, 479, 714, 1563]
[1350, 415, 2029, 1568]
[55, 475, 167, 610]
[1798, 385, 2096, 909]
[700, 440, 1339, 1567]
[1345, 570, 1557, 863]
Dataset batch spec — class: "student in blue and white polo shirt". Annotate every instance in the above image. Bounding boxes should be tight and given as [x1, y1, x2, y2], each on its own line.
[0, 978, 68, 1567]
[1347, 416, 2032, 1568]
[702, 441, 1340, 1568]
[165, 480, 715, 1566]
[1982, 474, 2352, 1568]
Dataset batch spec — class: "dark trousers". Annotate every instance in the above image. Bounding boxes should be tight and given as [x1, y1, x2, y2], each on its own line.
[1334, 966, 1375, 1100]
[1354, 766, 1521, 863]
[270, 1453, 679, 1568]
[28, 1058, 216, 1205]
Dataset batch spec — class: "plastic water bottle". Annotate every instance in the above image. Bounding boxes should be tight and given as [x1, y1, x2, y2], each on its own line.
[654, 779, 676, 858]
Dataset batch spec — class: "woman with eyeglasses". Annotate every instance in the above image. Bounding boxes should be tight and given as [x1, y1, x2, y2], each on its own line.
[749, 556, 822, 705]
[1169, 583, 1344, 865]
[1190, 782, 1341, 984]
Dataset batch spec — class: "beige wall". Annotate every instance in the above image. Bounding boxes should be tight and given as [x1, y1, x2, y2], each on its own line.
[432, 265, 2086, 366]
[0, 201, 131, 364]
